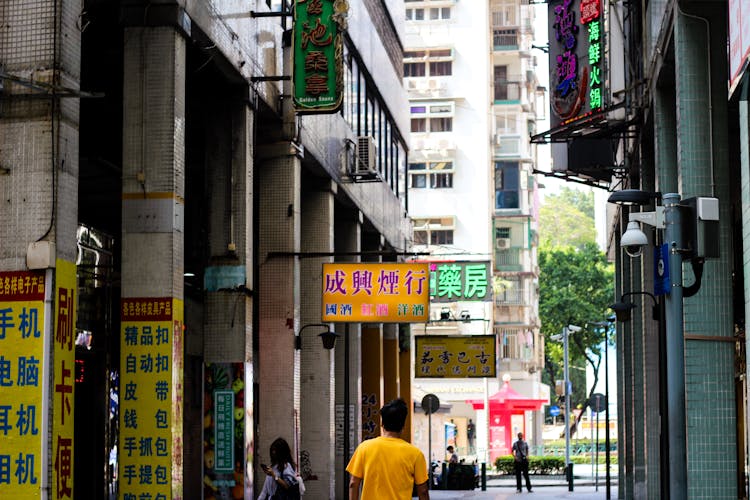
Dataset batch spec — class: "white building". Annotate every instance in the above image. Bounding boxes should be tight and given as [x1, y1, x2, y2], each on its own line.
[405, 0, 548, 464]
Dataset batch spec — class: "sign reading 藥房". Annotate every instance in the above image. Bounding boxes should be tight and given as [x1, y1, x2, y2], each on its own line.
[53, 260, 77, 500]
[322, 263, 429, 323]
[0, 270, 46, 497]
[292, 0, 348, 113]
[427, 261, 491, 302]
[119, 297, 184, 500]
[415, 335, 497, 378]
[549, 0, 604, 127]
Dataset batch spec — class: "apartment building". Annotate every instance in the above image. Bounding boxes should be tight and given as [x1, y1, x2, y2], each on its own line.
[404, 0, 547, 463]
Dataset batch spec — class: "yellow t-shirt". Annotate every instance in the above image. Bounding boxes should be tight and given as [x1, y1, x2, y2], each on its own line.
[346, 436, 429, 500]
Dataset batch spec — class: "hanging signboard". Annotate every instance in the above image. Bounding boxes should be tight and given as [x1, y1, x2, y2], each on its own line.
[292, 0, 348, 113]
[415, 335, 497, 378]
[423, 261, 491, 302]
[322, 263, 429, 323]
[548, 0, 605, 127]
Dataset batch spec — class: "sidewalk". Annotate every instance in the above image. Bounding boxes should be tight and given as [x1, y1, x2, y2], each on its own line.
[429, 484, 618, 499]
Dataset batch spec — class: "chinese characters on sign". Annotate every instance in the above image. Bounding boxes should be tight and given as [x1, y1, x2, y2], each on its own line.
[549, 0, 604, 126]
[322, 263, 430, 323]
[361, 393, 379, 440]
[0, 271, 45, 496]
[119, 297, 184, 500]
[293, 0, 348, 113]
[53, 260, 77, 499]
[427, 261, 491, 302]
[415, 335, 497, 378]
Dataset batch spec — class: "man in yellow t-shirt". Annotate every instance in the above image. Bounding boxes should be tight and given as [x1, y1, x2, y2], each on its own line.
[347, 398, 430, 500]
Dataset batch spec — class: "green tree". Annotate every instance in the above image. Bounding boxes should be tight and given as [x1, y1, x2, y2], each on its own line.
[539, 188, 597, 249]
[538, 188, 613, 436]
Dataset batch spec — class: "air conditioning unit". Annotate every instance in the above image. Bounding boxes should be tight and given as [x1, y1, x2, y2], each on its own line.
[496, 238, 511, 249]
[356, 136, 377, 173]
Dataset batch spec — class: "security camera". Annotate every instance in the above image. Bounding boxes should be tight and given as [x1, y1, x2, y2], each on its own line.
[550, 333, 563, 341]
[621, 221, 648, 258]
[567, 325, 582, 333]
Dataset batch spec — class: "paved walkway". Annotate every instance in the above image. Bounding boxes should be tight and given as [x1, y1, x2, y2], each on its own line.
[429, 484, 617, 499]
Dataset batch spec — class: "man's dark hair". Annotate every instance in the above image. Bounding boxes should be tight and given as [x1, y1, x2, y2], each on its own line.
[380, 398, 408, 432]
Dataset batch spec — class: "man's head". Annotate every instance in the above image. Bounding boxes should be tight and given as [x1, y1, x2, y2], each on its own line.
[380, 398, 408, 433]
[447, 446, 454, 453]
[517, 432, 524, 440]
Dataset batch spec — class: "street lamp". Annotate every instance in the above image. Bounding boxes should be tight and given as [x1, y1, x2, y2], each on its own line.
[608, 190, 719, 499]
[551, 324, 581, 491]
[294, 323, 339, 350]
[589, 319, 615, 500]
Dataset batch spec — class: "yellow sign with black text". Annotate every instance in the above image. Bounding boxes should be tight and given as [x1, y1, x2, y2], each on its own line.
[415, 335, 497, 378]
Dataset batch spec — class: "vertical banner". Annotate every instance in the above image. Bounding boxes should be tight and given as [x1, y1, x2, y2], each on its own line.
[119, 298, 183, 500]
[292, 0, 348, 113]
[0, 271, 46, 497]
[203, 363, 247, 499]
[53, 260, 77, 499]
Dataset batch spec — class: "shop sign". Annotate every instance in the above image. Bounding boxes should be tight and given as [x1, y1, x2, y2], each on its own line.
[415, 335, 496, 378]
[292, 0, 349, 113]
[427, 261, 491, 302]
[322, 263, 429, 323]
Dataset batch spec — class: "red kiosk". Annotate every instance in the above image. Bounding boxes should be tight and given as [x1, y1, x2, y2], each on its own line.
[467, 379, 547, 463]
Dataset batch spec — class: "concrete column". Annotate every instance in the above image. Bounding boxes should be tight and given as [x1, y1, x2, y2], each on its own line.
[257, 143, 302, 486]
[299, 182, 336, 499]
[399, 325, 413, 442]
[675, 6, 737, 496]
[120, 26, 186, 499]
[334, 208, 362, 498]
[383, 324, 400, 403]
[361, 324, 384, 440]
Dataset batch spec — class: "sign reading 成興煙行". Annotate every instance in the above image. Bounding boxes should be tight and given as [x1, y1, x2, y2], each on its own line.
[292, 0, 348, 113]
[322, 263, 429, 323]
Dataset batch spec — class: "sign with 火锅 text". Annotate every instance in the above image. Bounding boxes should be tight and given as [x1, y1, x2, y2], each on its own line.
[322, 263, 429, 323]
[415, 335, 497, 378]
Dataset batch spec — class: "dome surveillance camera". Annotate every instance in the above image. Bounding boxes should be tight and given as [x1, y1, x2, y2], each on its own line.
[621, 221, 647, 258]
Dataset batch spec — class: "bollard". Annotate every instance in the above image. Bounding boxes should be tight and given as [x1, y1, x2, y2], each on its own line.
[442, 462, 447, 489]
[481, 462, 486, 491]
[567, 462, 574, 491]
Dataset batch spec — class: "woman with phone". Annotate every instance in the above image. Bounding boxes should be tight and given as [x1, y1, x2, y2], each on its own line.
[258, 437, 300, 499]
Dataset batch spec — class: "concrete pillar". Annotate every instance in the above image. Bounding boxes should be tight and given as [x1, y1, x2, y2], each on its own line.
[334, 207, 362, 498]
[383, 324, 400, 403]
[120, 26, 186, 499]
[257, 142, 302, 486]
[399, 325, 413, 442]
[299, 181, 336, 499]
[675, 6, 737, 496]
[361, 324, 384, 440]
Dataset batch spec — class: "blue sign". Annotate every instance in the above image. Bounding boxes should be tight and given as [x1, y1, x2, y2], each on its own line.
[549, 405, 561, 417]
[654, 243, 670, 296]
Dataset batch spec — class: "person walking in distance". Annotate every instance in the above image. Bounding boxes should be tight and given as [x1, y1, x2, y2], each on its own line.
[512, 432, 532, 493]
[347, 398, 430, 500]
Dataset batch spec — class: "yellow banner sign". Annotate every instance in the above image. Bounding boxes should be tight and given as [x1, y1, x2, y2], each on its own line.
[53, 260, 77, 499]
[415, 335, 497, 378]
[322, 263, 429, 323]
[0, 270, 47, 497]
[119, 297, 184, 500]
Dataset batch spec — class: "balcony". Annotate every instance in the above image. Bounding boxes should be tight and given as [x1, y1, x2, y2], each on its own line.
[497, 329, 544, 374]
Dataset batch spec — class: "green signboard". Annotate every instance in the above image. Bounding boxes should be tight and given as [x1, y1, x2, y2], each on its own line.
[427, 261, 492, 302]
[214, 390, 235, 472]
[292, 0, 348, 113]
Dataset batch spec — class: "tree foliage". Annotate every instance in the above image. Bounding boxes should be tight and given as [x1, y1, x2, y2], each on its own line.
[539, 188, 597, 249]
[538, 188, 613, 435]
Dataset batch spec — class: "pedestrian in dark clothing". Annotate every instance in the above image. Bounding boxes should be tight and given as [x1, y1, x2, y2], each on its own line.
[512, 432, 532, 493]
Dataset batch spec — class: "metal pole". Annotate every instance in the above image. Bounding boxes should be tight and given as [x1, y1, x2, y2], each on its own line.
[343, 323, 350, 500]
[428, 411, 433, 489]
[564, 326, 573, 491]
[591, 408, 595, 484]
[596, 407, 599, 491]
[663, 193, 687, 499]
[605, 322, 611, 500]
